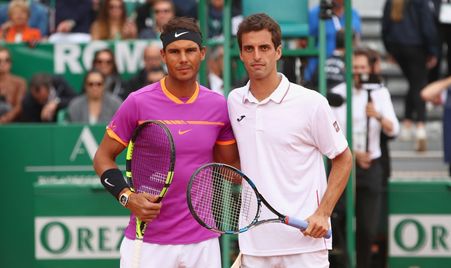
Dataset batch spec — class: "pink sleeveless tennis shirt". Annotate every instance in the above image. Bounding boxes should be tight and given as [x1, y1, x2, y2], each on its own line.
[106, 78, 235, 244]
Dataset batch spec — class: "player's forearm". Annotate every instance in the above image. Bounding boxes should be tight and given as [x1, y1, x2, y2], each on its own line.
[93, 149, 119, 176]
[93, 133, 125, 176]
[316, 148, 352, 217]
[214, 143, 241, 169]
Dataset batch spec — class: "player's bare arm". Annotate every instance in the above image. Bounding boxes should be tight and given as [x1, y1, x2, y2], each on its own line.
[93, 133, 125, 176]
[214, 143, 240, 169]
[304, 147, 352, 238]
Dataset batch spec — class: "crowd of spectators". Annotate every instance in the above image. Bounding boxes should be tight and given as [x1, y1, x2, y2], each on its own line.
[0, 0, 241, 125]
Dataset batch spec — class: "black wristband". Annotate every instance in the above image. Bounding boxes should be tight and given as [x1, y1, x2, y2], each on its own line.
[100, 168, 129, 199]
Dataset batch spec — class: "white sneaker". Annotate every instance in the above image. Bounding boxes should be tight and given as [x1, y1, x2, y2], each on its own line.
[399, 126, 413, 141]
[415, 127, 427, 152]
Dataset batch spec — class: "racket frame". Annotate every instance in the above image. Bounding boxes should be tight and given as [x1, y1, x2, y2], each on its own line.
[187, 163, 289, 235]
[124, 120, 176, 268]
[125, 120, 176, 200]
[188, 163, 331, 238]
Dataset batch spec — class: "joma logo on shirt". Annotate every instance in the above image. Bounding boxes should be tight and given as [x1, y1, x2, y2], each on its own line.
[333, 121, 340, 132]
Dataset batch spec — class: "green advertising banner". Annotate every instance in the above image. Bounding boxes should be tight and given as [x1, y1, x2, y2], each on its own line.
[389, 180, 451, 267]
[0, 124, 128, 267]
[4, 40, 155, 92]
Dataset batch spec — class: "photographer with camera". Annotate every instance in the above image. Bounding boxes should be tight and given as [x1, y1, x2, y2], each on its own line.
[330, 47, 399, 268]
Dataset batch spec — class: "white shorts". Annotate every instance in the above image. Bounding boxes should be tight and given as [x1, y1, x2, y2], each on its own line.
[120, 237, 221, 268]
[240, 250, 329, 268]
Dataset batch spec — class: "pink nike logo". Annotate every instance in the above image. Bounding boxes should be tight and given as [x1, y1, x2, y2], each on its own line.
[178, 129, 192, 135]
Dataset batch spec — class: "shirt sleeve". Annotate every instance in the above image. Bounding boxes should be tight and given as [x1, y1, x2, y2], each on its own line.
[311, 95, 348, 159]
[106, 95, 139, 147]
[216, 101, 236, 145]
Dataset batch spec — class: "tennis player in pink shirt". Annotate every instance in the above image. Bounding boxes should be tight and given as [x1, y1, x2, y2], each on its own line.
[93, 17, 239, 268]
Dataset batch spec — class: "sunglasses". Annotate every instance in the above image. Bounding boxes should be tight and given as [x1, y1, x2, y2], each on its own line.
[95, 59, 113, 65]
[154, 9, 171, 14]
[0, 58, 11, 64]
[87, 81, 104, 87]
[109, 4, 122, 10]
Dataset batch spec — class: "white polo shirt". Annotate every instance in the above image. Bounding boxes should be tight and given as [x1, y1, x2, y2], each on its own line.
[330, 82, 400, 159]
[227, 74, 348, 256]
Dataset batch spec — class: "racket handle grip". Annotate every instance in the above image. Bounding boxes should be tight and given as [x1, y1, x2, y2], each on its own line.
[285, 216, 332, 239]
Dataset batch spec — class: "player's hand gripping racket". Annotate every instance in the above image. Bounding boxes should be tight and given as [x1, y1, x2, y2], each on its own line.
[187, 163, 331, 238]
[125, 120, 176, 268]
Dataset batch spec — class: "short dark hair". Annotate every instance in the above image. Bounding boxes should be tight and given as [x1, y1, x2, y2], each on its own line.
[237, 13, 282, 50]
[353, 46, 380, 70]
[30, 73, 52, 92]
[353, 47, 370, 63]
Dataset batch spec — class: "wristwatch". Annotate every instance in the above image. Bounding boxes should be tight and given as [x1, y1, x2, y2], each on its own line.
[119, 190, 133, 207]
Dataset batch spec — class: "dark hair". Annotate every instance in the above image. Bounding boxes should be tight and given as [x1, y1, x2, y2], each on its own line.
[92, 48, 118, 75]
[94, 0, 127, 39]
[83, 69, 105, 86]
[353, 47, 370, 62]
[30, 73, 52, 92]
[367, 48, 380, 71]
[237, 13, 282, 50]
[161, 17, 202, 38]
[354, 46, 380, 71]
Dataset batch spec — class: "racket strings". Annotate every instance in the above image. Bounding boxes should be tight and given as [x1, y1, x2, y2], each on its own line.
[190, 165, 257, 233]
[132, 124, 171, 194]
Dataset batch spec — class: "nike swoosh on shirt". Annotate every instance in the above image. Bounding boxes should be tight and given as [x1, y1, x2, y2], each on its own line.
[174, 31, 188, 38]
[178, 129, 192, 135]
[104, 178, 115, 187]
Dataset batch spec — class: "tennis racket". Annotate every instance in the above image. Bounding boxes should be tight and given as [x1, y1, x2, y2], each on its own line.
[125, 120, 176, 268]
[187, 163, 331, 238]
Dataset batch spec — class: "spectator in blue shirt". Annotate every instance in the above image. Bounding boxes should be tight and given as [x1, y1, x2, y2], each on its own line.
[304, 0, 361, 83]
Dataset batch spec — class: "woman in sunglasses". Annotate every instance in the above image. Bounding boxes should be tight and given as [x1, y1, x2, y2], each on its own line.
[67, 69, 122, 124]
[92, 48, 126, 99]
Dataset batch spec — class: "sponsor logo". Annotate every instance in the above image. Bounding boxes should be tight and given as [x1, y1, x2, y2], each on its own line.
[237, 115, 246, 122]
[174, 31, 188, 38]
[178, 129, 192, 135]
[104, 178, 114, 187]
[54, 41, 149, 75]
[70, 127, 98, 161]
[333, 121, 340, 132]
[35, 216, 128, 259]
[389, 215, 451, 257]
